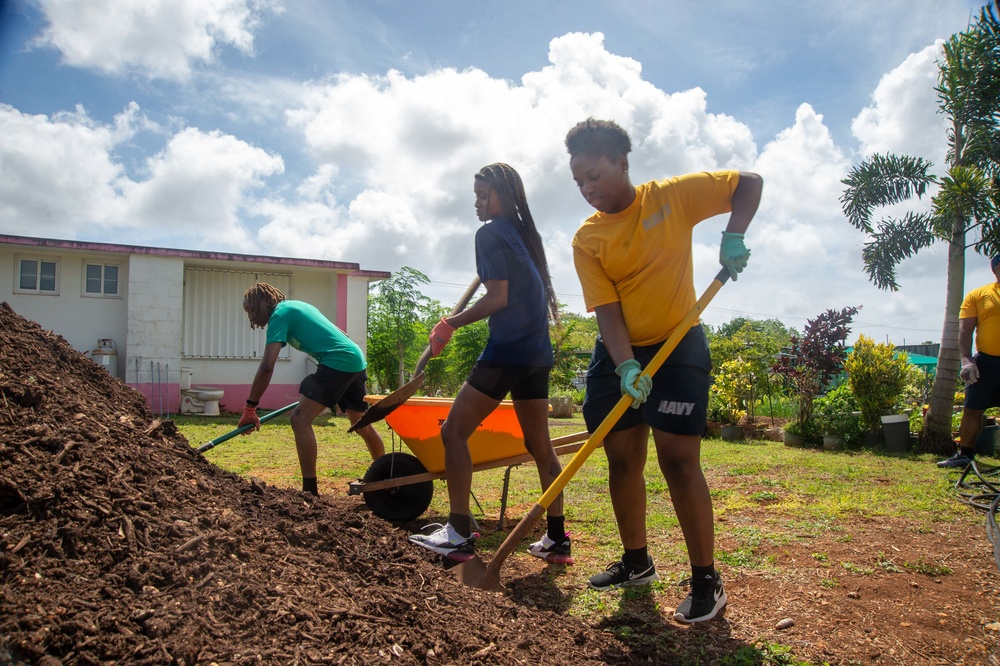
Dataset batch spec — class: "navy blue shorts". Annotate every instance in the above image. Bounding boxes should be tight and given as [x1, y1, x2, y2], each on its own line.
[467, 361, 551, 401]
[582, 326, 711, 436]
[299, 366, 370, 413]
[966, 353, 1000, 410]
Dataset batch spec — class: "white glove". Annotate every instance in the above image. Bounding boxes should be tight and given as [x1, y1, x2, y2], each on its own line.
[960, 356, 979, 384]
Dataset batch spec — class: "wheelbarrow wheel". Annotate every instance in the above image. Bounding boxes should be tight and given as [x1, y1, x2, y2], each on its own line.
[361, 452, 434, 522]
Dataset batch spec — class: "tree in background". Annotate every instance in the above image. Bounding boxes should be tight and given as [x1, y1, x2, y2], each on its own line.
[839, 1, 1000, 454]
[366, 267, 431, 391]
[708, 317, 795, 423]
[369, 271, 602, 398]
[771, 307, 860, 437]
[550, 311, 599, 392]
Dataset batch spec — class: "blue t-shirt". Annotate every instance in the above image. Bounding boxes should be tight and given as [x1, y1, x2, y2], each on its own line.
[265, 301, 366, 372]
[475, 216, 554, 366]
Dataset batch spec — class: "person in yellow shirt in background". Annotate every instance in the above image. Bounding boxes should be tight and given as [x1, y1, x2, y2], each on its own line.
[938, 254, 1000, 469]
[565, 118, 762, 623]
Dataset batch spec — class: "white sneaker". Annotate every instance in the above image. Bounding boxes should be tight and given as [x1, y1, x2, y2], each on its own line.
[408, 522, 477, 561]
[526, 532, 574, 564]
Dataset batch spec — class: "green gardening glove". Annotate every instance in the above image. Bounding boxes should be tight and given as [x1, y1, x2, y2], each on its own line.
[720, 231, 750, 281]
[615, 359, 652, 409]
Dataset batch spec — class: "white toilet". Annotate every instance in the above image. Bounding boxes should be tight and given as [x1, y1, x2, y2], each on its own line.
[179, 366, 225, 416]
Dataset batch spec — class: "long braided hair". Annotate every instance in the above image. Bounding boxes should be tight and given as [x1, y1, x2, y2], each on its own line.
[243, 282, 285, 329]
[475, 163, 560, 325]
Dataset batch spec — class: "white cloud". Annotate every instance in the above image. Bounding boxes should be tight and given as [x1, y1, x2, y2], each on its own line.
[851, 42, 948, 165]
[34, 0, 280, 80]
[0, 103, 282, 250]
[270, 32, 761, 307]
[0, 103, 130, 234]
[122, 128, 284, 248]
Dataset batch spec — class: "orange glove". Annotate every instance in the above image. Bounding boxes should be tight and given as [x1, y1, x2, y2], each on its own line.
[429, 317, 456, 357]
[238, 406, 260, 433]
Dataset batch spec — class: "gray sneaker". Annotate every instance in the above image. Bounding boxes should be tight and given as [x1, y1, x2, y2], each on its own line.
[937, 453, 973, 468]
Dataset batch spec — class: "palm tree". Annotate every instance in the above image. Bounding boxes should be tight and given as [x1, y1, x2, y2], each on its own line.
[840, 1, 1000, 454]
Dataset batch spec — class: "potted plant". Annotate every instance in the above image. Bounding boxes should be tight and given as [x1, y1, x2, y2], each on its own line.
[772, 307, 859, 447]
[843, 335, 909, 450]
[813, 383, 864, 450]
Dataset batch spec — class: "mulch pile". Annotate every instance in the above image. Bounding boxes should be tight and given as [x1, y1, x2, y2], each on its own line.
[0, 302, 630, 665]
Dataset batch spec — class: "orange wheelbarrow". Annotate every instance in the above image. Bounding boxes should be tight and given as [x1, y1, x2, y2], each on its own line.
[347, 396, 588, 523]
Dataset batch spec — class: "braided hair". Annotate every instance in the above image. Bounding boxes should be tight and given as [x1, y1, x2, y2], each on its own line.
[475, 163, 560, 325]
[243, 282, 285, 329]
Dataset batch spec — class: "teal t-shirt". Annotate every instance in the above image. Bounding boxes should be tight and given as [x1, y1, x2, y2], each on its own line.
[265, 301, 366, 372]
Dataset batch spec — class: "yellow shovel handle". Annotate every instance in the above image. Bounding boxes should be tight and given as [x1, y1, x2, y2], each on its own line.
[535, 267, 731, 509]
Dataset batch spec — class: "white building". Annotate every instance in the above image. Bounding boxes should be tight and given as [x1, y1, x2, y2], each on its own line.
[0, 234, 389, 414]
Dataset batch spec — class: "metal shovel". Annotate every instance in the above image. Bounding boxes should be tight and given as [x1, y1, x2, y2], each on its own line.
[197, 402, 299, 452]
[349, 277, 482, 432]
[457, 268, 732, 591]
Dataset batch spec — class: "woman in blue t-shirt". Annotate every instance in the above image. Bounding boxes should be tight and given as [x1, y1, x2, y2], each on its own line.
[408, 163, 571, 565]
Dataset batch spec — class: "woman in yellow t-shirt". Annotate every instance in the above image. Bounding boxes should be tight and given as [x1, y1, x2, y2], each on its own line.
[565, 118, 762, 624]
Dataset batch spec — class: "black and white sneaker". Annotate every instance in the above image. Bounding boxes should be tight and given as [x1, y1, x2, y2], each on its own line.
[527, 532, 574, 564]
[673, 572, 727, 623]
[587, 557, 659, 591]
[408, 523, 477, 561]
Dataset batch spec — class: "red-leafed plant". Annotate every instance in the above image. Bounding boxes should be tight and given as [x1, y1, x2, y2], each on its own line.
[772, 306, 860, 436]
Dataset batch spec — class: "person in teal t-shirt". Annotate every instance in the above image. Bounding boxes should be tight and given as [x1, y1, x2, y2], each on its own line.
[237, 282, 384, 495]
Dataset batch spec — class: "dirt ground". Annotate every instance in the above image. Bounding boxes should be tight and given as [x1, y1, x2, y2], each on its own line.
[1, 301, 999, 665]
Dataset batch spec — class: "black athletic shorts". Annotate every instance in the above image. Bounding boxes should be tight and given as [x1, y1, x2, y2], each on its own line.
[966, 353, 1000, 410]
[299, 365, 370, 413]
[582, 326, 711, 436]
[467, 360, 551, 401]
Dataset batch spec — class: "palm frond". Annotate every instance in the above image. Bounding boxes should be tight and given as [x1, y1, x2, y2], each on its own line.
[860, 212, 936, 291]
[840, 154, 936, 232]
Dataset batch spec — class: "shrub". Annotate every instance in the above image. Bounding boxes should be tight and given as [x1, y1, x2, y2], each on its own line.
[714, 358, 753, 424]
[813, 384, 865, 446]
[844, 335, 909, 432]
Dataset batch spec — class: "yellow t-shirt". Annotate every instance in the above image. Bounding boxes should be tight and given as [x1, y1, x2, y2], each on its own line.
[572, 171, 740, 346]
[960, 281, 1000, 356]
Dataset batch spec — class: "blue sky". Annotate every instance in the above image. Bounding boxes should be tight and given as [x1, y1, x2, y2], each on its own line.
[0, 0, 990, 345]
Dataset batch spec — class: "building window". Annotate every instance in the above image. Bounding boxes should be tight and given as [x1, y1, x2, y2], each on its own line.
[182, 267, 291, 359]
[15, 257, 59, 295]
[83, 262, 122, 298]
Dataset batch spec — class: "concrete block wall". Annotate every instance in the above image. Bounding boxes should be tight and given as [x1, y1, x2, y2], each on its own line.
[125, 254, 184, 412]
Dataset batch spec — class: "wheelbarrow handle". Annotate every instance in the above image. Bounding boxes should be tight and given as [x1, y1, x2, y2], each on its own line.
[197, 401, 299, 452]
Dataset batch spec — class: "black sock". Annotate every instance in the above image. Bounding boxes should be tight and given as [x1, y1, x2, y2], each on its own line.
[624, 547, 649, 569]
[692, 563, 716, 583]
[546, 515, 565, 542]
[302, 477, 318, 496]
[960, 446, 975, 459]
[448, 512, 471, 538]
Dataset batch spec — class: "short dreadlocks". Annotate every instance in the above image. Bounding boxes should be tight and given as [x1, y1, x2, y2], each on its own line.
[243, 282, 285, 329]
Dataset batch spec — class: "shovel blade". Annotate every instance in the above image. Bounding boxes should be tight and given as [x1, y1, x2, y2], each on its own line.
[453, 555, 504, 592]
[349, 373, 424, 432]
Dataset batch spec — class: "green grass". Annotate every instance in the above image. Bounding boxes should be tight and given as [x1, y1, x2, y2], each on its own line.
[173, 413, 993, 665]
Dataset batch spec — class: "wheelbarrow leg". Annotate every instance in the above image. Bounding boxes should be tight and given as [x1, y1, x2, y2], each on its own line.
[495, 462, 522, 531]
